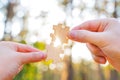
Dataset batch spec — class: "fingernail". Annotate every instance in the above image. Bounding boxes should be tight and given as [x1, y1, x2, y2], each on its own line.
[40, 52, 47, 59]
[99, 58, 105, 64]
[68, 30, 77, 39]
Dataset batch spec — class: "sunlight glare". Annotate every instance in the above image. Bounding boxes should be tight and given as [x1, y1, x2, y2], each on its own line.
[72, 42, 92, 63]
[54, 37, 61, 47]
[11, 21, 21, 37]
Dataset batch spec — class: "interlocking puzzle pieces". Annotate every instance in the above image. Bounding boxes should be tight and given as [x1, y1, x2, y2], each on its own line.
[46, 44, 64, 63]
[51, 24, 70, 44]
[45, 24, 70, 63]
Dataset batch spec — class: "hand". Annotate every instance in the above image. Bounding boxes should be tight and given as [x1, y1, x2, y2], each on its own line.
[0, 41, 46, 80]
[68, 18, 120, 71]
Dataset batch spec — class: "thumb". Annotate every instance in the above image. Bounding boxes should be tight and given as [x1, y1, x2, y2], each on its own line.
[19, 52, 47, 64]
[68, 30, 106, 47]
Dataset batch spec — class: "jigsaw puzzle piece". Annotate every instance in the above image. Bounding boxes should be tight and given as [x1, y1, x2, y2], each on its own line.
[52, 24, 70, 44]
[46, 44, 64, 63]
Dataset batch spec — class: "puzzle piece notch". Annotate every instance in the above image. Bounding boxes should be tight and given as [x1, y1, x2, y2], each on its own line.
[50, 33, 55, 44]
[46, 44, 64, 63]
[52, 24, 70, 44]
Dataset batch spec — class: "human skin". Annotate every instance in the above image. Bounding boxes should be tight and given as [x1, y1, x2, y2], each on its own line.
[68, 18, 120, 71]
[0, 41, 46, 80]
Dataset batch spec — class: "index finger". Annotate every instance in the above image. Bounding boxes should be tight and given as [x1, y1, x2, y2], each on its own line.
[16, 43, 39, 53]
[0, 41, 39, 52]
[8, 42, 40, 52]
[72, 18, 114, 32]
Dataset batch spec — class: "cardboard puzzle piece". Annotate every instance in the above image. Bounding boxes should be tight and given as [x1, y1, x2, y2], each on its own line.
[46, 44, 64, 63]
[52, 24, 70, 44]
[46, 24, 70, 63]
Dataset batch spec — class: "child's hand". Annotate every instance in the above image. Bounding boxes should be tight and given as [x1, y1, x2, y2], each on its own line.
[68, 18, 120, 71]
[0, 41, 46, 80]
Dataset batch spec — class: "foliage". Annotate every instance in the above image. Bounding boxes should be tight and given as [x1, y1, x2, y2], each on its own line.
[14, 64, 42, 80]
[33, 41, 46, 51]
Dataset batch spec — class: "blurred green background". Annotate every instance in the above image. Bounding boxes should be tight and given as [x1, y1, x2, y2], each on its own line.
[0, 0, 120, 80]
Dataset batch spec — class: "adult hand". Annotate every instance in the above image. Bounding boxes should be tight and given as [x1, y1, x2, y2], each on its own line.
[0, 41, 46, 80]
[68, 18, 120, 71]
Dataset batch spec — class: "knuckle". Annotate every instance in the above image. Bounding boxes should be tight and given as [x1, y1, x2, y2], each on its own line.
[87, 46, 100, 56]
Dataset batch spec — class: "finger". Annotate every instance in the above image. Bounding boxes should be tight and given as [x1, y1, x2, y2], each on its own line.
[1, 41, 40, 53]
[92, 55, 106, 64]
[19, 52, 47, 64]
[68, 30, 108, 47]
[86, 43, 105, 56]
[72, 18, 115, 32]
[1, 41, 40, 52]
[86, 43, 106, 64]
[13, 42, 40, 52]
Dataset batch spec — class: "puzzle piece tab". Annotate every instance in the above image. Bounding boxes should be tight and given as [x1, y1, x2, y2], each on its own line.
[52, 24, 70, 44]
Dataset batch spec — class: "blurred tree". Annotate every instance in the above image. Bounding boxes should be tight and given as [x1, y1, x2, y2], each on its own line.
[3, 0, 17, 41]
[97, 64, 105, 80]
[18, 12, 29, 41]
[113, 0, 117, 18]
[110, 69, 118, 80]
[60, 0, 74, 80]
[61, 56, 74, 80]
